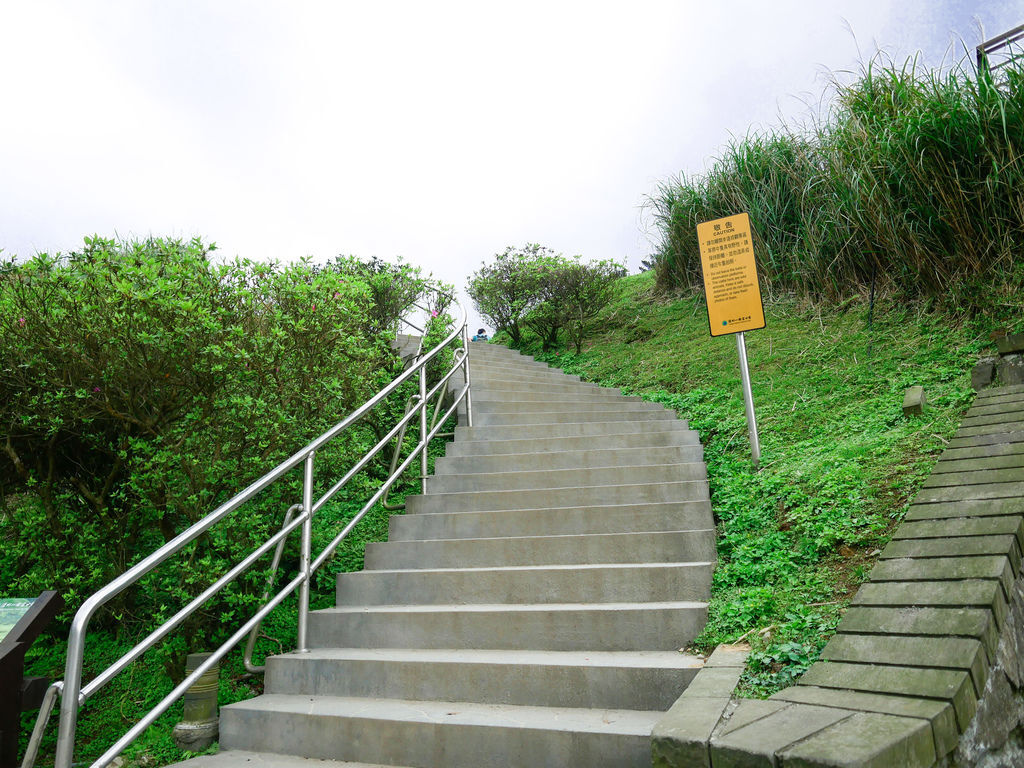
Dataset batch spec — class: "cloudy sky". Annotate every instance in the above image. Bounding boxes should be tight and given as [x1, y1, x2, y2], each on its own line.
[0, 1, 1019, 325]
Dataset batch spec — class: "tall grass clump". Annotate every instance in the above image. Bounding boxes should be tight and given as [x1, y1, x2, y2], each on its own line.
[649, 52, 1024, 307]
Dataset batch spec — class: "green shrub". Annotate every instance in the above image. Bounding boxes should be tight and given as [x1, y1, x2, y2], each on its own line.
[0, 236, 433, 651]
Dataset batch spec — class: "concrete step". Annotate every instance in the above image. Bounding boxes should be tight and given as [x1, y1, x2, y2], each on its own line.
[467, 355, 557, 371]
[407, 480, 708, 514]
[425, 463, 706, 494]
[265, 648, 704, 711]
[172, 752, 411, 768]
[388, 500, 714, 540]
[454, 420, 690, 442]
[472, 390, 633, 403]
[446, 430, 702, 457]
[307, 601, 708, 651]
[435, 445, 703, 474]
[336, 562, 714, 605]
[474, 370, 583, 385]
[473, 381, 612, 396]
[219, 694, 661, 768]
[364, 529, 716, 569]
[473, 410, 678, 428]
[473, 400, 665, 416]
[475, 364, 581, 380]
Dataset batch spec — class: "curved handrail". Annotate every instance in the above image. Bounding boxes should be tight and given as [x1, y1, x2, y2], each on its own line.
[42, 290, 472, 768]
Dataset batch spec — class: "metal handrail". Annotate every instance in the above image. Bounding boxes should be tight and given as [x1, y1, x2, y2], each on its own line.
[40, 291, 473, 768]
[977, 24, 1024, 76]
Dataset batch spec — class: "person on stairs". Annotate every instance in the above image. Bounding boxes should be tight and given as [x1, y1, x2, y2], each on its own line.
[472, 328, 489, 342]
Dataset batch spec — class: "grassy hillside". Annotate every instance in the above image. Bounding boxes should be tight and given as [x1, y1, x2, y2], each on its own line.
[515, 271, 1020, 696]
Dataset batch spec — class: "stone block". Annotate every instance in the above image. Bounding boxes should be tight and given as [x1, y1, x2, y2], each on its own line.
[972, 361, 996, 391]
[996, 333, 1024, 356]
[778, 712, 936, 768]
[704, 643, 750, 668]
[903, 386, 926, 416]
[714, 699, 788, 738]
[868, 556, 1014, 602]
[997, 358, 1024, 386]
[820, 634, 988, 696]
[799, 661, 977, 728]
[651, 695, 731, 768]
[905, 498, 1024, 520]
[683, 666, 745, 698]
[837, 606, 999, 661]
[894, 515, 1024, 544]
[709, 704, 850, 768]
[771, 685, 958, 758]
[851, 580, 1007, 630]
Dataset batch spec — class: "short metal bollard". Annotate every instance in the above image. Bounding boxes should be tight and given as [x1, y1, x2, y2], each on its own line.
[171, 653, 219, 752]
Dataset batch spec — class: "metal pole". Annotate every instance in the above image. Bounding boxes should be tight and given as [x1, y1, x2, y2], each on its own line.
[419, 364, 428, 492]
[462, 325, 473, 427]
[296, 451, 315, 652]
[735, 332, 761, 469]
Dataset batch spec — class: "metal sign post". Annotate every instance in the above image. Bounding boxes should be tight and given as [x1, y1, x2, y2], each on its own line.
[696, 212, 765, 469]
[735, 331, 761, 469]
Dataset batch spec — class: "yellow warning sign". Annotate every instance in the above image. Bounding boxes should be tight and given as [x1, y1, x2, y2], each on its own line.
[697, 213, 765, 337]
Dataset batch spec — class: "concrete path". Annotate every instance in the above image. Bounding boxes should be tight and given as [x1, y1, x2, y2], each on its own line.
[175, 342, 713, 768]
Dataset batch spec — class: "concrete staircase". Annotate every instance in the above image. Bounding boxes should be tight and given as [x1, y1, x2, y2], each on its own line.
[177, 342, 715, 768]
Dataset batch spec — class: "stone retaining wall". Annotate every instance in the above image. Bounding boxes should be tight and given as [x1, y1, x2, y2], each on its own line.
[654, 382, 1024, 767]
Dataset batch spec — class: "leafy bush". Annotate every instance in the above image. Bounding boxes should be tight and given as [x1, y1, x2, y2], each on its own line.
[467, 244, 624, 351]
[647, 52, 1024, 306]
[0, 236, 432, 649]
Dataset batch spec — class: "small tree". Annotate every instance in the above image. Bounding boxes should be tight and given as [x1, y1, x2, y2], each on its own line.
[466, 244, 553, 347]
[555, 258, 627, 353]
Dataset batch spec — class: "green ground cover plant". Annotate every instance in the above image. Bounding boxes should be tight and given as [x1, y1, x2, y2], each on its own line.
[509, 270, 1022, 697]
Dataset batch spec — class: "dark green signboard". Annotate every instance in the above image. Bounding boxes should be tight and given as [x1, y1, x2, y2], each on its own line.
[0, 598, 36, 644]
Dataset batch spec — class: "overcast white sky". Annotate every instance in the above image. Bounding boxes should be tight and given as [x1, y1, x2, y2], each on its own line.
[0, 1, 1019, 328]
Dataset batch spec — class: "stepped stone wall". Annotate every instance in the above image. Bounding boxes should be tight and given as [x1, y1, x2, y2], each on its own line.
[655, 382, 1024, 768]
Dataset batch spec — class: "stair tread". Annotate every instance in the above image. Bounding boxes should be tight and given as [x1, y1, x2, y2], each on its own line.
[348, 561, 714, 575]
[174, 752, 410, 768]
[226, 694, 664, 735]
[373, 528, 713, 545]
[315, 600, 707, 613]
[272, 647, 705, 668]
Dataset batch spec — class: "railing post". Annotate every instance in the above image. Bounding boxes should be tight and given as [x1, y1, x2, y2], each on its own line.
[296, 451, 315, 652]
[462, 324, 473, 427]
[419, 364, 428, 493]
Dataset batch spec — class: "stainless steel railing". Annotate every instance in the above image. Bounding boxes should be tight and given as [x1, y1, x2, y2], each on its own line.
[26, 292, 472, 768]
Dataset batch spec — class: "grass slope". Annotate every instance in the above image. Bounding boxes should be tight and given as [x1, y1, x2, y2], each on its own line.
[518, 271, 1018, 696]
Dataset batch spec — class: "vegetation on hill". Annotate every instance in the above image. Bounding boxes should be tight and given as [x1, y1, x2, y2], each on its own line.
[646, 52, 1024, 306]
[507, 270, 1020, 696]
[1, 237, 456, 765]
